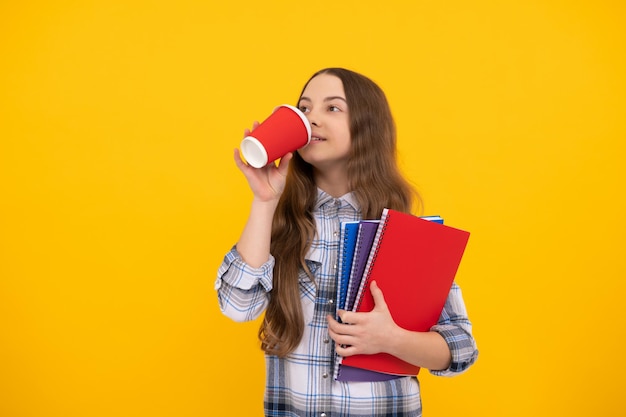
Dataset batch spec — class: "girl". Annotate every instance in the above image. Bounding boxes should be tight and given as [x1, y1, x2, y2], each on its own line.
[216, 68, 478, 416]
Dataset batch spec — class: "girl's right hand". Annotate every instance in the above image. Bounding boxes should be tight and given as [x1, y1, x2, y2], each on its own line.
[233, 122, 293, 202]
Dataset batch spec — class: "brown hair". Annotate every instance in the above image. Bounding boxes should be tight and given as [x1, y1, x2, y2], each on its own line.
[259, 68, 421, 356]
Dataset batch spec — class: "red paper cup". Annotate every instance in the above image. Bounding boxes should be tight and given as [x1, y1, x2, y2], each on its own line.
[241, 104, 312, 168]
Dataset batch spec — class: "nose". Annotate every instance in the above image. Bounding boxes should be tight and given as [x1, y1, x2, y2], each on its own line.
[306, 109, 320, 127]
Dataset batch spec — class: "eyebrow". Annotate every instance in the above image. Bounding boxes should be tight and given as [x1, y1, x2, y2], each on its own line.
[299, 96, 347, 103]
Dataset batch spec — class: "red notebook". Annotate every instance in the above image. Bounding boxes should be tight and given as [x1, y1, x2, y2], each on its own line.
[341, 208, 470, 377]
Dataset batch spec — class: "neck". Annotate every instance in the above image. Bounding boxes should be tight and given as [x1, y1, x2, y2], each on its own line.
[313, 166, 350, 198]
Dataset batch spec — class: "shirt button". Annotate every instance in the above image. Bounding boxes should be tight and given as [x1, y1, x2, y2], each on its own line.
[323, 338, 330, 344]
[321, 414, 327, 417]
[322, 372, 329, 378]
[328, 299, 334, 306]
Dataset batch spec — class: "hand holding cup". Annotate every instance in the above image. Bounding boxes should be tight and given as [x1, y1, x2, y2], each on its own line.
[240, 105, 311, 168]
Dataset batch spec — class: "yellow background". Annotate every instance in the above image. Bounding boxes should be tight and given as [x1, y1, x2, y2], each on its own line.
[1, 1, 625, 416]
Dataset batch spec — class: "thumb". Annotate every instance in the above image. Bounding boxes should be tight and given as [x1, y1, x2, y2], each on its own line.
[370, 281, 388, 311]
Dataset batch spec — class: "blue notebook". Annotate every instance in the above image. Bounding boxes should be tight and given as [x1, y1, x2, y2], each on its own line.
[337, 221, 360, 312]
[419, 215, 443, 224]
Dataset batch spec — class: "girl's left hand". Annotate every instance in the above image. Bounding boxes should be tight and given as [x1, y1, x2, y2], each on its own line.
[326, 281, 399, 357]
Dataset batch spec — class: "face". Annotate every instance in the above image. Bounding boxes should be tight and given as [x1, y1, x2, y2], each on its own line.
[296, 74, 351, 170]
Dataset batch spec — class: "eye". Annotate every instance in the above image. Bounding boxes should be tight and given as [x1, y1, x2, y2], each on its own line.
[298, 104, 310, 113]
[328, 105, 341, 112]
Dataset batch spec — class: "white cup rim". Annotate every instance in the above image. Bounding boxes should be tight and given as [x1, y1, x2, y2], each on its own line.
[240, 136, 268, 168]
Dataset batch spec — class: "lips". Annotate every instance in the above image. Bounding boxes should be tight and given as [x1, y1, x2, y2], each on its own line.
[311, 133, 326, 141]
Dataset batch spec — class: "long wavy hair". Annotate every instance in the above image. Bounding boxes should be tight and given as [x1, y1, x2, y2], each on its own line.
[259, 68, 422, 357]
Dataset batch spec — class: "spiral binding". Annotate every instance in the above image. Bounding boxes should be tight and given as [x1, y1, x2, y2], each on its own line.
[352, 209, 390, 311]
[333, 222, 352, 380]
[336, 226, 350, 314]
[344, 234, 363, 311]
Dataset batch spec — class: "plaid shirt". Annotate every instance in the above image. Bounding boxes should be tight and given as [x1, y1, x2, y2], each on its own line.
[215, 190, 478, 417]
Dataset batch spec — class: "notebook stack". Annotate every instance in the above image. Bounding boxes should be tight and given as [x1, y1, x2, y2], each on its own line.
[333, 209, 470, 381]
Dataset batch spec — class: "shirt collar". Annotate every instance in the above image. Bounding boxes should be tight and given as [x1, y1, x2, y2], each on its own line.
[314, 188, 360, 211]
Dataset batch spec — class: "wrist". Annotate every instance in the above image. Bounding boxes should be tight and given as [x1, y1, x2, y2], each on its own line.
[385, 323, 407, 358]
[251, 197, 280, 212]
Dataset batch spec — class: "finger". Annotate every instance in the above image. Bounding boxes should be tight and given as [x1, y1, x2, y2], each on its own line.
[327, 315, 356, 336]
[326, 314, 339, 327]
[335, 343, 359, 358]
[336, 309, 349, 324]
[276, 152, 293, 175]
[244, 121, 259, 137]
[340, 310, 361, 325]
[370, 280, 388, 311]
[327, 325, 356, 347]
[233, 148, 246, 168]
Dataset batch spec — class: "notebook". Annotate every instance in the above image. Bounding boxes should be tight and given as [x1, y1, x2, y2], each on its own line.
[338, 208, 470, 377]
[344, 220, 380, 312]
[337, 221, 360, 313]
[335, 364, 402, 382]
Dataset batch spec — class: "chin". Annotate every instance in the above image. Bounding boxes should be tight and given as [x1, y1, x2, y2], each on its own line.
[297, 148, 316, 164]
